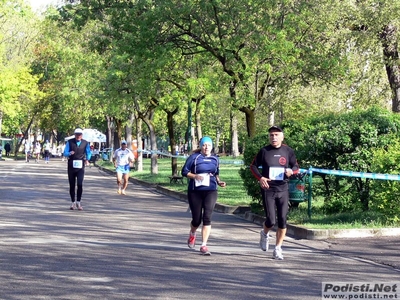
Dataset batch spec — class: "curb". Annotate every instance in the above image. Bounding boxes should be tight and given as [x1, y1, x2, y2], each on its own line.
[242, 212, 400, 240]
[96, 165, 400, 240]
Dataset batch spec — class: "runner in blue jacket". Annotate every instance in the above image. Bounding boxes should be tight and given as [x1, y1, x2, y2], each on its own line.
[181, 136, 226, 255]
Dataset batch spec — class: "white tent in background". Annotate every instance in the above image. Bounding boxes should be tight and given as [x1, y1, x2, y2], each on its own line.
[64, 129, 106, 144]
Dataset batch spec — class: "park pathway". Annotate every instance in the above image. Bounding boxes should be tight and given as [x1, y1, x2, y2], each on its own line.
[0, 159, 399, 299]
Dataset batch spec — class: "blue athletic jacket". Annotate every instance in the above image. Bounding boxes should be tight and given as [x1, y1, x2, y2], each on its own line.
[181, 153, 220, 191]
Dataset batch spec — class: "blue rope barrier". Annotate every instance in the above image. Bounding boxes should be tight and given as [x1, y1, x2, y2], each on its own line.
[137, 149, 244, 164]
[310, 167, 400, 181]
[137, 149, 186, 159]
[136, 151, 399, 181]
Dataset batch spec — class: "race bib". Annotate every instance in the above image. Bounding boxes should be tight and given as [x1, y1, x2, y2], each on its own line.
[195, 173, 210, 187]
[269, 167, 285, 180]
[73, 160, 83, 169]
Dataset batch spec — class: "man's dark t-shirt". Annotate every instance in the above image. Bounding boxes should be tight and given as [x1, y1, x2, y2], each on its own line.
[250, 144, 299, 192]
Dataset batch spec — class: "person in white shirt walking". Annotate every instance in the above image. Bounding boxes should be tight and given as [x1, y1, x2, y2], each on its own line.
[113, 140, 135, 195]
[44, 140, 51, 163]
[34, 141, 41, 163]
[24, 141, 32, 163]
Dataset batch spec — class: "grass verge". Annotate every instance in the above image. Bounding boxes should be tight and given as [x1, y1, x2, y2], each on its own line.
[97, 156, 253, 206]
[288, 197, 400, 229]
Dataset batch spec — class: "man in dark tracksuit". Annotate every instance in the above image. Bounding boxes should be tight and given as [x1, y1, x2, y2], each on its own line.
[250, 126, 299, 260]
[63, 128, 92, 210]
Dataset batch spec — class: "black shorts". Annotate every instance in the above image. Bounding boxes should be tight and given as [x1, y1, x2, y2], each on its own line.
[260, 189, 289, 229]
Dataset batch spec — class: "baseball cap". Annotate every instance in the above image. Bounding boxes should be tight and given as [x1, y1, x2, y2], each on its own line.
[121, 140, 127, 145]
[74, 128, 83, 134]
[268, 126, 283, 132]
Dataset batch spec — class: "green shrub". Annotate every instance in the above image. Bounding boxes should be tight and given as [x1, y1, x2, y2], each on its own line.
[241, 106, 400, 217]
[323, 190, 363, 214]
[283, 106, 400, 212]
[369, 138, 400, 223]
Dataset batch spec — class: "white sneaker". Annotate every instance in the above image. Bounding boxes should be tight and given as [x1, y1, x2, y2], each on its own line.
[273, 248, 284, 260]
[70, 202, 76, 210]
[259, 230, 269, 251]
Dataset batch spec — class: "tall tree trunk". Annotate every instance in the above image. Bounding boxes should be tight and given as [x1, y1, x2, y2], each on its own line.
[166, 108, 179, 175]
[126, 112, 135, 146]
[239, 106, 256, 138]
[134, 97, 158, 174]
[380, 24, 400, 112]
[215, 128, 221, 154]
[52, 129, 65, 146]
[106, 116, 113, 149]
[15, 113, 36, 156]
[228, 80, 240, 157]
[193, 95, 205, 145]
[230, 111, 239, 158]
[114, 119, 123, 151]
[190, 126, 196, 151]
[148, 119, 158, 175]
[125, 112, 136, 168]
[195, 106, 201, 144]
[107, 117, 116, 161]
[186, 100, 192, 153]
[268, 110, 275, 126]
[220, 58, 257, 141]
[136, 117, 143, 172]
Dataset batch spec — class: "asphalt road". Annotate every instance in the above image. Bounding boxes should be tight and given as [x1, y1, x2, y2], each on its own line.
[0, 159, 399, 300]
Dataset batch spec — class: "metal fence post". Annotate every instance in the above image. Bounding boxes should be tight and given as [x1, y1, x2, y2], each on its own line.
[308, 166, 313, 219]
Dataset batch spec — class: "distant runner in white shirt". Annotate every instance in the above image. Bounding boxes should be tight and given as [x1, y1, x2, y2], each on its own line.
[44, 140, 51, 163]
[113, 140, 135, 195]
[25, 142, 32, 163]
[34, 141, 41, 163]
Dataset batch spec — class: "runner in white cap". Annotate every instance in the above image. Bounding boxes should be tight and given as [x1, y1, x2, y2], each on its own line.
[113, 140, 135, 195]
[63, 128, 92, 210]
